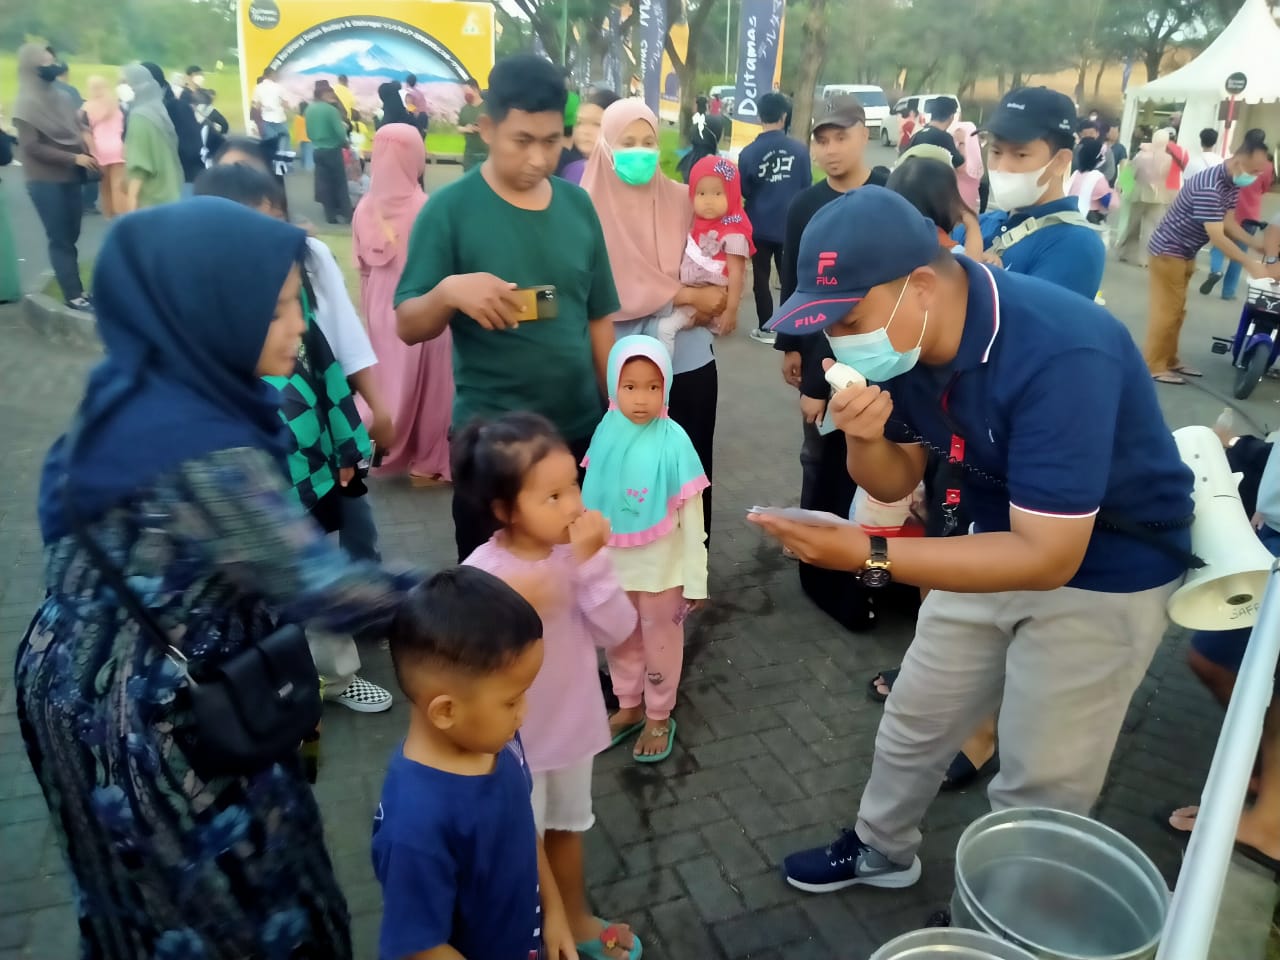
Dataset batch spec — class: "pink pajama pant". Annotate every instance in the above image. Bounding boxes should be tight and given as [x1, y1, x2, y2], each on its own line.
[607, 588, 686, 721]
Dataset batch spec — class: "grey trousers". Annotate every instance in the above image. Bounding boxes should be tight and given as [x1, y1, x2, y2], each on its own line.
[855, 579, 1178, 863]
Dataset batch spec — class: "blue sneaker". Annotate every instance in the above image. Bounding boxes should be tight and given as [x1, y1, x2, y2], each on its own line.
[783, 829, 921, 893]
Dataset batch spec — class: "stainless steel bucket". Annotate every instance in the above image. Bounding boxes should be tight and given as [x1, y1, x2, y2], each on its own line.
[951, 807, 1169, 960]
[870, 928, 1038, 960]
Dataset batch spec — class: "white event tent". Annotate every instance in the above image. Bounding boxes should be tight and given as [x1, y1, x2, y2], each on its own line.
[1120, 0, 1280, 153]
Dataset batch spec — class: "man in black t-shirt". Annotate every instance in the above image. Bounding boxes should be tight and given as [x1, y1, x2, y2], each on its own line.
[907, 96, 964, 168]
[771, 96, 890, 631]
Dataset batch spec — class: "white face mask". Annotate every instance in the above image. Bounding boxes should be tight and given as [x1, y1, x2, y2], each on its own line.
[117, 83, 135, 105]
[988, 161, 1052, 213]
[193, 75, 205, 88]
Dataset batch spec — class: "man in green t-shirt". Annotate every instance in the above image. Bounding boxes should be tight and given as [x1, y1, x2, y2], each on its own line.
[457, 79, 488, 171]
[395, 54, 620, 562]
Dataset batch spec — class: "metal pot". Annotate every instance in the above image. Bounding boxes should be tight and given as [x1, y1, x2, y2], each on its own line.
[951, 808, 1169, 960]
[870, 928, 1038, 960]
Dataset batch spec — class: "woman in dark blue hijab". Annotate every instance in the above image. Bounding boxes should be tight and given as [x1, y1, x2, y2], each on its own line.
[19, 198, 419, 960]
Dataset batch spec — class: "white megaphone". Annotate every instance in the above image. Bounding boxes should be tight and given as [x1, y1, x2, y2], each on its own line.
[1167, 425, 1276, 631]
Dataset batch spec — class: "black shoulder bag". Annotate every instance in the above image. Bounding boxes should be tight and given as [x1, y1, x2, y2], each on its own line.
[62, 445, 321, 780]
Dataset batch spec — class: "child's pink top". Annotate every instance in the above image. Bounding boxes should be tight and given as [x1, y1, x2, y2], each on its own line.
[465, 539, 637, 774]
[89, 107, 125, 166]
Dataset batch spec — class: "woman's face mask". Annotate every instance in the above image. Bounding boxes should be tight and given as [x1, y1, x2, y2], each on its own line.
[824, 281, 927, 383]
[613, 147, 660, 186]
[117, 83, 135, 105]
[37, 63, 64, 84]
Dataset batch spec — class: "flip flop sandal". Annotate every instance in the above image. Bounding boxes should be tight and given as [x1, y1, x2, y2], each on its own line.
[633, 718, 677, 764]
[866, 667, 901, 703]
[576, 922, 643, 960]
[1154, 806, 1197, 843]
[1173, 366, 1204, 377]
[940, 750, 999, 792]
[608, 718, 646, 748]
[1152, 373, 1187, 385]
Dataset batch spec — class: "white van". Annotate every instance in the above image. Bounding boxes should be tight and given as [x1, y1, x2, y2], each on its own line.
[818, 84, 890, 137]
[883, 93, 960, 146]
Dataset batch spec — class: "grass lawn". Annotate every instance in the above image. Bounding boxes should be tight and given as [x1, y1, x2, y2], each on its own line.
[0, 54, 249, 132]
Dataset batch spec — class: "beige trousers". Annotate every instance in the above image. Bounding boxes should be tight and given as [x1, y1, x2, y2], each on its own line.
[855, 580, 1177, 863]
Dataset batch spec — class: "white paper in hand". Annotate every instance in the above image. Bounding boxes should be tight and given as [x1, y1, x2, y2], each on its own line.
[749, 506, 859, 528]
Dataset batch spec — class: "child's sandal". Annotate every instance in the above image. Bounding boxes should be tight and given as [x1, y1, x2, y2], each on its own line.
[633, 718, 677, 764]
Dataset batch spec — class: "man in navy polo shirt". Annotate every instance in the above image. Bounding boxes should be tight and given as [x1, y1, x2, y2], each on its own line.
[752, 186, 1194, 894]
[958, 87, 1105, 300]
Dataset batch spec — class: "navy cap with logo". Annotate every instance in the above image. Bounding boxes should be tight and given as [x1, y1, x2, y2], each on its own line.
[985, 86, 1076, 144]
[768, 186, 940, 335]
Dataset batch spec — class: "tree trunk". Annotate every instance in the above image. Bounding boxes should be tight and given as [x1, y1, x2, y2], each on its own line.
[995, 69, 1007, 97]
[1011, 70, 1024, 89]
[1074, 58, 1088, 105]
[1144, 45, 1163, 82]
[667, 0, 722, 143]
[1093, 58, 1108, 98]
[790, 0, 829, 140]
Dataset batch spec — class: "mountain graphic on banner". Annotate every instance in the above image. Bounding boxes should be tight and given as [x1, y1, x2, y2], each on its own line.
[293, 39, 452, 82]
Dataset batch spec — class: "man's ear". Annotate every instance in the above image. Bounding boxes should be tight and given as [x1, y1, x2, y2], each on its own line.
[479, 113, 495, 147]
[426, 693, 458, 730]
[908, 265, 940, 313]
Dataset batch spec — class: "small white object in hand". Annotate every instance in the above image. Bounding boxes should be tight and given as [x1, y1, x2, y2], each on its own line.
[824, 362, 867, 392]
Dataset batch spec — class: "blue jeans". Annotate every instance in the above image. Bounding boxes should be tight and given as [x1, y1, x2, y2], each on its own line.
[339, 495, 381, 563]
[1209, 221, 1259, 299]
[26, 180, 83, 301]
[298, 141, 315, 171]
[260, 121, 289, 154]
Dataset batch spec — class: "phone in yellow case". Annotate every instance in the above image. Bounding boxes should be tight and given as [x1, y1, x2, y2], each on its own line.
[512, 285, 559, 322]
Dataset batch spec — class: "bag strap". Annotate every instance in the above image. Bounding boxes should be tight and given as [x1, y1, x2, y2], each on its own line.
[988, 210, 1099, 254]
[59, 420, 190, 668]
[895, 386, 1203, 569]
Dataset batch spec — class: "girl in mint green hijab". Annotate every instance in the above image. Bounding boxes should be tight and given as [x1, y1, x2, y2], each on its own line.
[583, 335, 709, 762]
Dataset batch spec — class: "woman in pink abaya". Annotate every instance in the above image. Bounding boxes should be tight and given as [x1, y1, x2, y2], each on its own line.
[353, 123, 454, 484]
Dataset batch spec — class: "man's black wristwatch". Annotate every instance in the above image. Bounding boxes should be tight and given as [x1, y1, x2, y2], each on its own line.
[860, 535, 892, 588]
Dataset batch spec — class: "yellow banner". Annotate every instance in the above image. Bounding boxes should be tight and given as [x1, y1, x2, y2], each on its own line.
[237, 0, 494, 124]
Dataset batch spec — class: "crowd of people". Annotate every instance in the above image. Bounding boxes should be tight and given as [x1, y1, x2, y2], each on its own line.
[7, 42, 1280, 960]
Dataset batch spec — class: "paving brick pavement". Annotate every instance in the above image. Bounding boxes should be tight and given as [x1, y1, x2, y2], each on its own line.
[0, 239, 1274, 958]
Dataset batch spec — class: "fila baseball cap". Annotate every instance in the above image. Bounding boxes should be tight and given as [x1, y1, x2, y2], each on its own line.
[768, 186, 940, 335]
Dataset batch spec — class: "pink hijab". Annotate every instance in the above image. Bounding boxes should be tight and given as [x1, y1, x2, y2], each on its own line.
[352, 124, 428, 268]
[581, 100, 692, 321]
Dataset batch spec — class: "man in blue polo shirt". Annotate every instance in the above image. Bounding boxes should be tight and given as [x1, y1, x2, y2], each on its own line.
[753, 186, 1194, 894]
[958, 87, 1105, 299]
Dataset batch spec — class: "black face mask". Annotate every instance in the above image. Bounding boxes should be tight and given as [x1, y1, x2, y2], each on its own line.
[37, 64, 64, 83]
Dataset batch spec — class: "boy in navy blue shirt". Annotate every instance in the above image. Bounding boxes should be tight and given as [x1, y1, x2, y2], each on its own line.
[373, 567, 574, 960]
[957, 87, 1106, 300]
[757, 187, 1193, 896]
[739, 92, 810, 344]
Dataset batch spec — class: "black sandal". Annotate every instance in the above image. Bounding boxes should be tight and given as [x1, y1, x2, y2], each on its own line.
[866, 667, 901, 703]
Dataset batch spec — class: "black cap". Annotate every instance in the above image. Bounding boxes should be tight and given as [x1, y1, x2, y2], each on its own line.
[813, 95, 866, 133]
[986, 86, 1076, 144]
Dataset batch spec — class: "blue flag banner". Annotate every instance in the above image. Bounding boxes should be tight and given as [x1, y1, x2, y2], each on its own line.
[639, 0, 665, 114]
[734, 0, 785, 125]
[1121, 57, 1133, 94]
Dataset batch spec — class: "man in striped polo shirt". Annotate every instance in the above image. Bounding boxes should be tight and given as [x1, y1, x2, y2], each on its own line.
[1145, 129, 1277, 384]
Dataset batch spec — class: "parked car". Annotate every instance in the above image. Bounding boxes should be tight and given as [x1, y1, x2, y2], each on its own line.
[818, 84, 890, 138]
[708, 84, 736, 116]
[883, 93, 960, 146]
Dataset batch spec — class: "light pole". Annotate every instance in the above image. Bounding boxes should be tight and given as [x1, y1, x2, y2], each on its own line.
[724, 0, 732, 78]
[561, 0, 569, 65]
